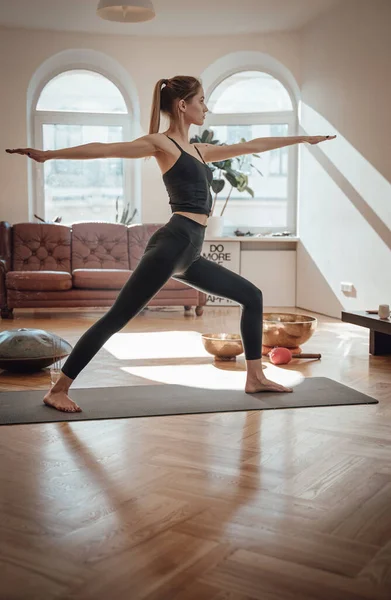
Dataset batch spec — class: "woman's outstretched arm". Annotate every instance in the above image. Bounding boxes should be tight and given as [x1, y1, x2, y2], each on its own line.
[197, 135, 337, 163]
[5, 134, 163, 162]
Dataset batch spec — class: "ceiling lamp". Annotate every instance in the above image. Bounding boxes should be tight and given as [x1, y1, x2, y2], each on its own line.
[97, 0, 155, 23]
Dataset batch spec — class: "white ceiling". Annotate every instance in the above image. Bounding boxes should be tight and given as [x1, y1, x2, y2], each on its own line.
[0, 0, 341, 37]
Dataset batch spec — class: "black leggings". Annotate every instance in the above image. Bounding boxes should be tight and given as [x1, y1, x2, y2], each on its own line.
[61, 214, 263, 380]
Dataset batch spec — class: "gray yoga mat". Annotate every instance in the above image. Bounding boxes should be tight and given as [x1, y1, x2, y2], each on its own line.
[0, 377, 378, 426]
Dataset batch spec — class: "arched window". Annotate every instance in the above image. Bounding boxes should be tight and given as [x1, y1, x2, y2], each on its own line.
[34, 69, 131, 224]
[205, 70, 297, 232]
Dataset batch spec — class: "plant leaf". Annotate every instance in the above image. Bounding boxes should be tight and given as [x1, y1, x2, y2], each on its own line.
[224, 171, 240, 188]
[131, 208, 137, 223]
[205, 130, 215, 143]
[250, 163, 264, 176]
[224, 166, 241, 178]
[236, 174, 248, 192]
[211, 179, 225, 194]
[189, 135, 201, 144]
[212, 159, 232, 169]
[127, 208, 137, 224]
[122, 205, 129, 224]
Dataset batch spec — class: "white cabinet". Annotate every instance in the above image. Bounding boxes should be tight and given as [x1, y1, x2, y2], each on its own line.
[202, 237, 298, 308]
[201, 240, 241, 306]
[240, 249, 296, 307]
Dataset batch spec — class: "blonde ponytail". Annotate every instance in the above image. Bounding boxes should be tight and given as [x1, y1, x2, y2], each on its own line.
[149, 79, 167, 134]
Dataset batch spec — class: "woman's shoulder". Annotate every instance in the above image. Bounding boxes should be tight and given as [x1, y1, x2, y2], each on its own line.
[145, 132, 176, 155]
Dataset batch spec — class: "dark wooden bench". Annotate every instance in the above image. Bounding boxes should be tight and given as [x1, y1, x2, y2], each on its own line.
[341, 310, 391, 355]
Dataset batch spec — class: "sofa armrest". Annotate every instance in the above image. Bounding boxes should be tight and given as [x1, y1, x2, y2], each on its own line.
[0, 258, 8, 309]
[0, 221, 12, 272]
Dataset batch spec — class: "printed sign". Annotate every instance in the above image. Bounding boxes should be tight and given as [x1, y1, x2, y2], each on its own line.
[201, 241, 241, 306]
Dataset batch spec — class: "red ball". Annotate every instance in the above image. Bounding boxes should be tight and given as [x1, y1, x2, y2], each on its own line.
[268, 347, 292, 365]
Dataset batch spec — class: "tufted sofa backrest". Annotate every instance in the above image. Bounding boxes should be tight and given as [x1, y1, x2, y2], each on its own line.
[4, 221, 166, 274]
[71, 222, 129, 270]
[12, 223, 71, 272]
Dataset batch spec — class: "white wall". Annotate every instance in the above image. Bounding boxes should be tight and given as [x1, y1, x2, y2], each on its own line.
[0, 27, 300, 225]
[297, 0, 391, 317]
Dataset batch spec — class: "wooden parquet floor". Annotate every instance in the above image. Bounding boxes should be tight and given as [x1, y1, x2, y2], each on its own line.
[0, 306, 390, 600]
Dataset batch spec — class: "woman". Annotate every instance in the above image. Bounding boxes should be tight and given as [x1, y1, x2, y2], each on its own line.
[6, 75, 336, 412]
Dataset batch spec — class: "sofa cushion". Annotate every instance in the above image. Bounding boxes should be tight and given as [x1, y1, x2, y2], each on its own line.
[72, 222, 129, 270]
[12, 223, 71, 273]
[72, 269, 132, 289]
[6, 271, 72, 292]
[7, 287, 198, 304]
[72, 268, 192, 291]
[165, 278, 192, 290]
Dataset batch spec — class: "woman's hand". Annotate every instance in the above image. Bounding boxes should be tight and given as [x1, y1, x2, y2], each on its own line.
[305, 135, 337, 145]
[5, 147, 48, 162]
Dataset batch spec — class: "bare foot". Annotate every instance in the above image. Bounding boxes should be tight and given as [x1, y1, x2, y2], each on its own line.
[43, 389, 82, 412]
[245, 376, 293, 394]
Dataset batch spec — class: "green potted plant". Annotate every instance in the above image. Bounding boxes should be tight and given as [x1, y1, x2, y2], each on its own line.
[190, 129, 262, 236]
[115, 196, 137, 225]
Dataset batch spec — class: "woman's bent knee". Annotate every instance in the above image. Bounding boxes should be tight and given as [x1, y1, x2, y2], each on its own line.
[246, 285, 263, 310]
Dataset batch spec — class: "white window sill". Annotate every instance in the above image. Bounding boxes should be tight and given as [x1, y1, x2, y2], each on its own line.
[204, 235, 299, 242]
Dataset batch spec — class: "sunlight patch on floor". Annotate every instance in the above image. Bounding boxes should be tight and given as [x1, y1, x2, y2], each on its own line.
[121, 362, 303, 390]
[103, 330, 212, 360]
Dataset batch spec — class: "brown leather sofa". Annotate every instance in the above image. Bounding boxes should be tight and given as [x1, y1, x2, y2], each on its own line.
[0, 221, 206, 319]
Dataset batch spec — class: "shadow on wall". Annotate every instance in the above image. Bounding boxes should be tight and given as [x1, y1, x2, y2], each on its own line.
[300, 104, 391, 250]
[296, 241, 344, 319]
[297, 104, 391, 319]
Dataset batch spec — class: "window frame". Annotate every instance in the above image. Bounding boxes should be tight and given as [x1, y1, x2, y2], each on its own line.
[203, 75, 298, 235]
[33, 73, 135, 225]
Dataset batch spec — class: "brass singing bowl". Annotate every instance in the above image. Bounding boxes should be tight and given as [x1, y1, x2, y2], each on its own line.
[201, 333, 243, 361]
[263, 313, 317, 348]
[202, 314, 316, 360]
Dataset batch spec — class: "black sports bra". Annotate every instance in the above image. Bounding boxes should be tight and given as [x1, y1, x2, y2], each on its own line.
[162, 135, 213, 217]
